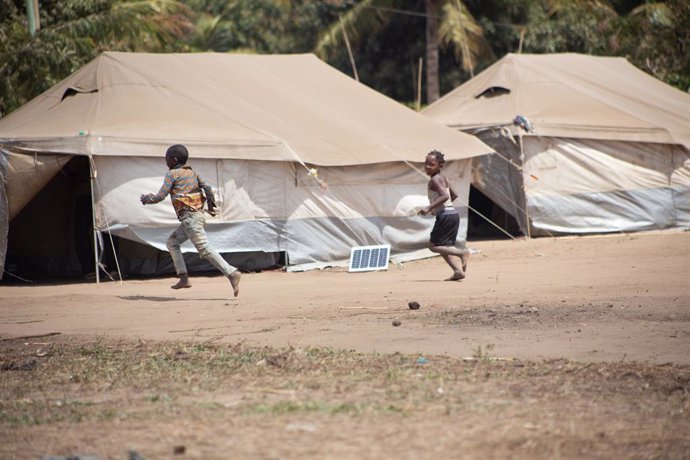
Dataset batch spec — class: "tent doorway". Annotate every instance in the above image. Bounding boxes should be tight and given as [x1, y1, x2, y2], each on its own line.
[4, 156, 118, 281]
[467, 184, 521, 240]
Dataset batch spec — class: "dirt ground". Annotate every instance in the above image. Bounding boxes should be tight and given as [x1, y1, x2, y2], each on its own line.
[1, 231, 689, 459]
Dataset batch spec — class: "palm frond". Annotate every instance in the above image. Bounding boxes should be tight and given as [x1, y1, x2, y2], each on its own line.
[46, 0, 191, 50]
[628, 2, 673, 28]
[188, 14, 238, 52]
[439, 0, 490, 75]
[546, 0, 618, 18]
[314, 0, 394, 60]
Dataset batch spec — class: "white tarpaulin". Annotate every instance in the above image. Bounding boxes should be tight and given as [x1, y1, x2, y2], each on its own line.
[92, 157, 471, 271]
[523, 137, 688, 234]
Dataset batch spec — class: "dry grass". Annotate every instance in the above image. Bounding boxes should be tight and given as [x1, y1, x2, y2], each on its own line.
[1, 334, 689, 459]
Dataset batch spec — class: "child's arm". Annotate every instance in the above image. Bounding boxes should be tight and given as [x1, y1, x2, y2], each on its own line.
[197, 174, 218, 216]
[140, 172, 173, 205]
[448, 179, 459, 202]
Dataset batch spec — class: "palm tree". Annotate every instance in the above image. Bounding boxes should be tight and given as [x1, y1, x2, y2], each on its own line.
[314, 0, 491, 105]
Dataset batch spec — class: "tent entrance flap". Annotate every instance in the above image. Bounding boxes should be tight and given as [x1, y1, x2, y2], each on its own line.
[467, 185, 520, 239]
[1, 149, 75, 280]
[2, 156, 106, 280]
[2, 149, 73, 220]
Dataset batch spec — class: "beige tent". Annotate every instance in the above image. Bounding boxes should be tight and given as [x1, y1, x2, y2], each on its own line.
[424, 53, 690, 236]
[0, 52, 492, 279]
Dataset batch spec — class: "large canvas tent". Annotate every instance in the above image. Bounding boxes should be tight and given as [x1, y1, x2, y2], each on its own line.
[0, 52, 492, 280]
[423, 53, 690, 237]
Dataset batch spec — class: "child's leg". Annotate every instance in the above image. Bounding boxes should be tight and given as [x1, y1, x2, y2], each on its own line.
[460, 248, 470, 273]
[431, 244, 465, 258]
[184, 212, 241, 297]
[430, 244, 466, 280]
[441, 254, 465, 281]
[431, 245, 470, 273]
[166, 225, 191, 289]
[429, 212, 468, 281]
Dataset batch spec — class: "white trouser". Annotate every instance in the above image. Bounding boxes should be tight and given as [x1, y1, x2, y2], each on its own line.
[166, 211, 236, 277]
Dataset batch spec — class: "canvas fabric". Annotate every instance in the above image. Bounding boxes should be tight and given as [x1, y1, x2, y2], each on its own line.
[423, 53, 690, 149]
[473, 133, 689, 236]
[92, 157, 472, 269]
[0, 52, 490, 164]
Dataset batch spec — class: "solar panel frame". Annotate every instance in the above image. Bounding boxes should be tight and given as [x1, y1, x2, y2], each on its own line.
[348, 244, 391, 272]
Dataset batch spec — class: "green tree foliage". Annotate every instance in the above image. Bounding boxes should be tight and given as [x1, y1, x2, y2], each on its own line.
[617, 0, 690, 91]
[314, 0, 491, 104]
[459, 0, 688, 92]
[439, 0, 494, 78]
[521, 1, 618, 54]
[180, 0, 355, 53]
[315, 1, 428, 102]
[0, 0, 190, 115]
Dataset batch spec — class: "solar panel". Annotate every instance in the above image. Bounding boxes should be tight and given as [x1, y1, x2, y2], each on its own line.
[348, 245, 391, 272]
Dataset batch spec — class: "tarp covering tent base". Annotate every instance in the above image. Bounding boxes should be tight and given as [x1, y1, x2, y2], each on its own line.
[423, 53, 690, 237]
[0, 52, 492, 280]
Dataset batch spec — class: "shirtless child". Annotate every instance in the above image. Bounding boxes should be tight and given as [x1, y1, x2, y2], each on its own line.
[418, 150, 470, 281]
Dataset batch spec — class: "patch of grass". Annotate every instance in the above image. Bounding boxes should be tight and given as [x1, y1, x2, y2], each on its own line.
[145, 393, 173, 404]
[0, 399, 103, 426]
[196, 401, 227, 410]
[244, 400, 404, 415]
[472, 344, 497, 363]
[0, 335, 688, 440]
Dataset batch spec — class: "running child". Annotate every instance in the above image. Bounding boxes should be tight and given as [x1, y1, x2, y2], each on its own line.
[418, 149, 470, 281]
[140, 144, 241, 296]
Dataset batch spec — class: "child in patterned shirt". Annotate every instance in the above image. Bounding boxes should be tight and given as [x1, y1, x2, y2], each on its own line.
[140, 144, 241, 297]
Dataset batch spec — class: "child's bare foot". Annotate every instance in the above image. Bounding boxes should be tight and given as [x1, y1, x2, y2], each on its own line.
[228, 271, 241, 297]
[445, 272, 466, 281]
[171, 278, 191, 289]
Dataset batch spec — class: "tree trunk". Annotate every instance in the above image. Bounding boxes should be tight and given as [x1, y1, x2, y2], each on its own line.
[425, 0, 441, 104]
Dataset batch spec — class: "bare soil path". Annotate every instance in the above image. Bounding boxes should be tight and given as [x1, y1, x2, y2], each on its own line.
[2, 231, 689, 364]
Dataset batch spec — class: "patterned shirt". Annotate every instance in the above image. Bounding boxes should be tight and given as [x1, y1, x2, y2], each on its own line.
[146, 164, 210, 219]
